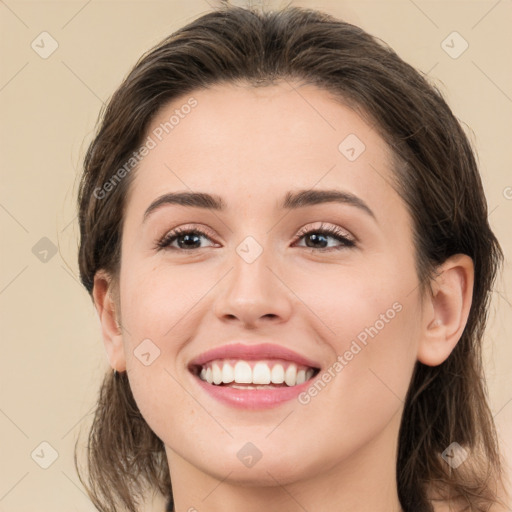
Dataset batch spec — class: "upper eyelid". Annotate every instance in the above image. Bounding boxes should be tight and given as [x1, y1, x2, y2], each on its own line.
[159, 222, 355, 247]
[162, 222, 352, 237]
[295, 222, 354, 240]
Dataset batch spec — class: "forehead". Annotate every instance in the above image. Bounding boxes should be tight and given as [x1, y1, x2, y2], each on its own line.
[125, 82, 401, 223]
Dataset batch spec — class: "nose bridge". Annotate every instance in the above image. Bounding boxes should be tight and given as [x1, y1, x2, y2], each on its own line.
[230, 234, 275, 301]
[213, 233, 292, 325]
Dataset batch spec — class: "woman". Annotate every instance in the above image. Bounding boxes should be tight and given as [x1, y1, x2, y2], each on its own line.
[75, 4, 509, 512]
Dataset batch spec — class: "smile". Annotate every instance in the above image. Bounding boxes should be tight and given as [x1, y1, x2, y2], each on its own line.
[191, 359, 319, 388]
[187, 342, 322, 409]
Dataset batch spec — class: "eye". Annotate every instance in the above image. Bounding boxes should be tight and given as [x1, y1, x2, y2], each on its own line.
[293, 223, 356, 251]
[155, 225, 217, 251]
[155, 222, 356, 252]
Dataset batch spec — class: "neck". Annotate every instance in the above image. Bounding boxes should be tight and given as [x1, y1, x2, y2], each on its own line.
[165, 409, 404, 512]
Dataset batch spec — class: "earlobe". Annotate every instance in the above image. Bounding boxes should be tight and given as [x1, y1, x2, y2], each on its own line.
[92, 270, 127, 372]
[417, 254, 474, 367]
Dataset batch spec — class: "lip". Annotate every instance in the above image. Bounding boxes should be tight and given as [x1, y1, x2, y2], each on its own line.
[187, 342, 321, 410]
[192, 374, 318, 409]
[188, 342, 321, 369]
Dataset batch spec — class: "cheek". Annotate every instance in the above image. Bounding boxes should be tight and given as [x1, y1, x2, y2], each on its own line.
[120, 258, 220, 342]
[299, 257, 420, 412]
[126, 363, 203, 455]
[288, 293, 418, 467]
[118, 262, 204, 438]
[118, 260, 224, 431]
[336, 302, 418, 403]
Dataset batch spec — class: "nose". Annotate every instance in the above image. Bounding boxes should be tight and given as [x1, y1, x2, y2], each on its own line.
[213, 243, 293, 329]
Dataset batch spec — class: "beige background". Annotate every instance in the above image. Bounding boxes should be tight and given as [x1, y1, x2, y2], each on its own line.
[1, 1, 511, 510]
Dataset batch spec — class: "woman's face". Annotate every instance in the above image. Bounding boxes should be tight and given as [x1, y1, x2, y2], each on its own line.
[112, 82, 425, 487]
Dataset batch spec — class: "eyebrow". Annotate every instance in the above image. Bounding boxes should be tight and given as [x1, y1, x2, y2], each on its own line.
[143, 189, 376, 222]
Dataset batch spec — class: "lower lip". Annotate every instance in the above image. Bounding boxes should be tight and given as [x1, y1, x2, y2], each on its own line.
[192, 373, 317, 410]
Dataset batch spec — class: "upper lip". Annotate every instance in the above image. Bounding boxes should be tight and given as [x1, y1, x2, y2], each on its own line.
[188, 343, 322, 369]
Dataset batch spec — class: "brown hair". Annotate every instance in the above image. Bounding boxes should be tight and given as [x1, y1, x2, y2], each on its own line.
[75, 4, 508, 512]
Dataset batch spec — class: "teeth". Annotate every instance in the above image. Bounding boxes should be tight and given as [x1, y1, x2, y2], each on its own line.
[234, 361, 252, 383]
[196, 359, 317, 387]
[296, 369, 306, 385]
[271, 364, 285, 384]
[252, 362, 271, 384]
[212, 363, 223, 385]
[284, 365, 297, 386]
[222, 362, 234, 384]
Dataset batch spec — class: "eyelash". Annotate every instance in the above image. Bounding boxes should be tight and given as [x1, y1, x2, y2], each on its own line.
[155, 223, 356, 253]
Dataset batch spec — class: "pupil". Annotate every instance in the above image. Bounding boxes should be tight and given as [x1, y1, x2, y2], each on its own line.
[179, 234, 200, 249]
[306, 233, 327, 248]
[176, 233, 330, 249]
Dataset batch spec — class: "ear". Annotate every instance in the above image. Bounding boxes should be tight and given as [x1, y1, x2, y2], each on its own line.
[417, 254, 474, 367]
[92, 269, 126, 372]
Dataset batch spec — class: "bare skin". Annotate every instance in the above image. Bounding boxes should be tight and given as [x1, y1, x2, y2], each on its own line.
[93, 82, 475, 512]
